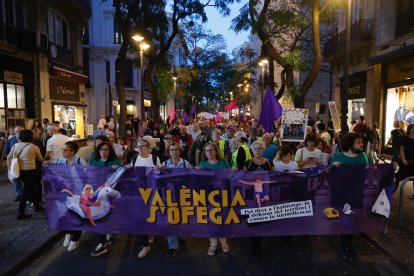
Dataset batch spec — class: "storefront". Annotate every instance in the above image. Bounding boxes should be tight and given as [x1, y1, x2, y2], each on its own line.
[0, 54, 35, 132]
[383, 55, 414, 140]
[49, 66, 88, 138]
[345, 71, 367, 124]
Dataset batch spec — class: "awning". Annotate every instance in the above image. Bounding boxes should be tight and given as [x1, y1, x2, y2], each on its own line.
[51, 66, 89, 84]
[368, 44, 414, 65]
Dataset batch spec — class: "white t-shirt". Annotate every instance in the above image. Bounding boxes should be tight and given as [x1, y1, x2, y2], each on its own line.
[273, 160, 299, 172]
[294, 147, 322, 168]
[188, 126, 201, 142]
[132, 154, 161, 168]
[46, 133, 70, 162]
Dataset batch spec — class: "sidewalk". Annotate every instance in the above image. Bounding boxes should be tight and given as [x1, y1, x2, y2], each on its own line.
[0, 173, 61, 276]
[0, 172, 414, 274]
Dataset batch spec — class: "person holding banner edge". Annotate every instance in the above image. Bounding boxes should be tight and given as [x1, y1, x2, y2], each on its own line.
[330, 132, 372, 261]
[161, 143, 193, 257]
[199, 142, 230, 256]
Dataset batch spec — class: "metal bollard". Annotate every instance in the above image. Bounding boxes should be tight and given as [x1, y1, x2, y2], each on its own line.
[398, 176, 414, 227]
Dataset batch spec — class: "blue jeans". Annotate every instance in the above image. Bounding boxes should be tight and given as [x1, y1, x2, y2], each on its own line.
[167, 236, 178, 250]
[13, 178, 23, 196]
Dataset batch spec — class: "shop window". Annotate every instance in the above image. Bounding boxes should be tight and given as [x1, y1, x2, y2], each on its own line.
[0, 109, 5, 130]
[48, 9, 69, 49]
[7, 84, 16, 108]
[0, 85, 4, 108]
[16, 85, 25, 108]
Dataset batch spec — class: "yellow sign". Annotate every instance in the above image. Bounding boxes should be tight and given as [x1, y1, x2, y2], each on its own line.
[4, 70, 23, 84]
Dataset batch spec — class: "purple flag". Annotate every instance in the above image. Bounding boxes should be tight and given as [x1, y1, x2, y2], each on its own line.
[190, 103, 197, 118]
[259, 86, 283, 132]
[183, 112, 189, 125]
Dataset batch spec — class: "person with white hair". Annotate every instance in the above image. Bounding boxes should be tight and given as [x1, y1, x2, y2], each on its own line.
[231, 131, 252, 169]
[45, 123, 70, 162]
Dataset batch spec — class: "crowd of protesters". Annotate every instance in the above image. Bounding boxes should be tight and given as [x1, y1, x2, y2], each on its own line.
[6, 112, 414, 261]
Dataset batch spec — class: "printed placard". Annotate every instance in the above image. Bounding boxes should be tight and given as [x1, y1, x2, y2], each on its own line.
[281, 108, 309, 142]
[328, 101, 341, 133]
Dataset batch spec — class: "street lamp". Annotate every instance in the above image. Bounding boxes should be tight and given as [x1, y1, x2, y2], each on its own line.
[134, 37, 150, 119]
[340, 0, 351, 133]
[172, 67, 178, 118]
[258, 58, 268, 111]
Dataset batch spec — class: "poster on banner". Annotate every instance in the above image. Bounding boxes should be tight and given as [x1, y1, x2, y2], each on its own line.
[328, 101, 341, 133]
[280, 108, 309, 142]
[42, 164, 394, 237]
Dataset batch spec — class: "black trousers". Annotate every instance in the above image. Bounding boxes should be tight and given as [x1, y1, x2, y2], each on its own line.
[18, 169, 42, 214]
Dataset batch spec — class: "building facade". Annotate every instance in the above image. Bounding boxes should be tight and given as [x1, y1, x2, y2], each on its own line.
[325, 0, 414, 146]
[0, 0, 90, 137]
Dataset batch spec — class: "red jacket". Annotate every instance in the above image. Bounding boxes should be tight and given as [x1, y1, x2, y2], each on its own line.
[174, 133, 193, 153]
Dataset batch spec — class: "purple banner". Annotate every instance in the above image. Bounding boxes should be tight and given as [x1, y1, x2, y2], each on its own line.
[42, 164, 394, 237]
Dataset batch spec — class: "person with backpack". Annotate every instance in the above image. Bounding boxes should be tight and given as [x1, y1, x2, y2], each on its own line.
[386, 121, 405, 164]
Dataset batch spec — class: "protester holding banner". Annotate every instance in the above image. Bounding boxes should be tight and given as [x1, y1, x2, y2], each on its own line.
[88, 135, 109, 163]
[199, 142, 230, 255]
[159, 133, 174, 163]
[132, 137, 161, 258]
[273, 146, 299, 172]
[58, 141, 87, 252]
[161, 143, 192, 257]
[294, 134, 322, 169]
[330, 132, 372, 260]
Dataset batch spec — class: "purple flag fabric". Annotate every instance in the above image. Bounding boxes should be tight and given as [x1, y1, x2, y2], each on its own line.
[190, 103, 197, 118]
[183, 112, 189, 125]
[43, 164, 393, 237]
[259, 86, 283, 132]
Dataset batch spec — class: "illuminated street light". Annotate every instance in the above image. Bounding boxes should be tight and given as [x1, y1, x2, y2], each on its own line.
[132, 34, 144, 42]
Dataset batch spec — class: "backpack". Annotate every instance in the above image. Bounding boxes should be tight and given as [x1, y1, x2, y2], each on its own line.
[132, 154, 158, 167]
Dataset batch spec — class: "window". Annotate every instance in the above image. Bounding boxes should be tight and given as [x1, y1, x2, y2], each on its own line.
[0, 85, 4, 108]
[48, 9, 69, 49]
[114, 18, 122, 44]
[396, 0, 414, 37]
[5, 84, 25, 109]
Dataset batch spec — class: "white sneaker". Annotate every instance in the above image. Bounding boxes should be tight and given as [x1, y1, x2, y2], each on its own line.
[221, 243, 230, 253]
[207, 246, 216, 256]
[149, 235, 155, 244]
[106, 234, 112, 246]
[68, 241, 80, 252]
[138, 246, 150, 258]
[63, 234, 71, 247]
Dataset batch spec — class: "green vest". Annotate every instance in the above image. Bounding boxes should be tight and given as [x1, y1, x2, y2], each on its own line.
[218, 140, 225, 159]
[232, 144, 252, 168]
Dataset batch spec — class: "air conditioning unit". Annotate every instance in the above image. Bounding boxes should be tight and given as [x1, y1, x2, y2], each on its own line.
[37, 31, 48, 52]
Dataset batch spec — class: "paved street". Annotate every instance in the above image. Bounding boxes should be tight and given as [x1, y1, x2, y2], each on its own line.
[2, 172, 414, 275]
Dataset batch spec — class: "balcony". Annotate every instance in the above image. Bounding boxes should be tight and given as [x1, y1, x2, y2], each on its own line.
[324, 19, 373, 61]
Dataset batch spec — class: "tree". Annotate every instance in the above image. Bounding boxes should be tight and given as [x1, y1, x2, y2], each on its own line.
[232, 0, 323, 107]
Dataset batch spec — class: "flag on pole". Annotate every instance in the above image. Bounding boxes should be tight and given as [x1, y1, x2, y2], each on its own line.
[183, 112, 189, 125]
[215, 112, 221, 123]
[224, 99, 238, 111]
[258, 86, 283, 132]
[371, 188, 391, 218]
[190, 103, 197, 118]
[169, 107, 175, 125]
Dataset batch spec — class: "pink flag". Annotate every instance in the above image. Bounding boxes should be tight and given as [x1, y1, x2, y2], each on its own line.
[169, 107, 175, 124]
[224, 99, 238, 111]
[215, 112, 221, 123]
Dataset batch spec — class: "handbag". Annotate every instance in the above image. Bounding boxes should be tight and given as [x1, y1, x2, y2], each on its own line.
[8, 143, 29, 182]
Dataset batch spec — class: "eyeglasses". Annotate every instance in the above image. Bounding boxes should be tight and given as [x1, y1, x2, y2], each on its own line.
[136, 145, 148, 149]
[100, 148, 110, 151]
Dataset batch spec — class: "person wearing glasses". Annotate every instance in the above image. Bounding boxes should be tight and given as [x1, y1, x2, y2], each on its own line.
[198, 142, 230, 256]
[132, 137, 161, 258]
[159, 133, 173, 163]
[57, 141, 87, 252]
[56, 141, 87, 166]
[161, 143, 192, 257]
[89, 141, 122, 257]
[243, 140, 273, 257]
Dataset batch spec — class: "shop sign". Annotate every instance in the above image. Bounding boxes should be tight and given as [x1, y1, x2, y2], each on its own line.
[49, 78, 80, 102]
[52, 66, 89, 84]
[4, 70, 23, 84]
[387, 56, 414, 84]
[341, 71, 367, 100]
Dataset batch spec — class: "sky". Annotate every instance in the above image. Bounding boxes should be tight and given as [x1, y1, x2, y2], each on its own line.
[204, 2, 250, 57]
